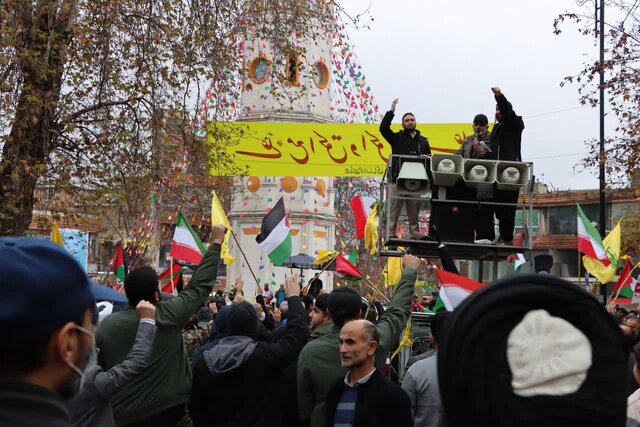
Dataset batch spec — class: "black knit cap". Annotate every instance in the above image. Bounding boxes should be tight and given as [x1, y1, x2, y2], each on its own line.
[227, 301, 259, 338]
[473, 114, 489, 125]
[438, 274, 627, 427]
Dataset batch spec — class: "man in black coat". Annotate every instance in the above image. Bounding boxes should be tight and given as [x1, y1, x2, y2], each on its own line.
[380, 98, 431, 239]
[488, 87, 525, 245]
[190, 274, 309, 427]
[324, 320, 412, 427]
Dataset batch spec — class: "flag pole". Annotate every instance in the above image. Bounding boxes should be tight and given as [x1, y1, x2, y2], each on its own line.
[607, 262, 639, 305]
[229, 229, 261, 288]
[169, 256, 174, 294]
[578, 250, 582, 286]
[312, 235, 358, 279]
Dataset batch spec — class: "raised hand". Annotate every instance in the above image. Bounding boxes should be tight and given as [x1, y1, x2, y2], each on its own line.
[136, 300, 156, 320]
[402, 254, 421, 270]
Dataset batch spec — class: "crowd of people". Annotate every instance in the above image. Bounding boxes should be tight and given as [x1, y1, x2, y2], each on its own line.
[3, 228, 640, 427]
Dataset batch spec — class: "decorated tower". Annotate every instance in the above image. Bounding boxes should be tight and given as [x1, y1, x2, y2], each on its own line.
[226, 10, 338, 296]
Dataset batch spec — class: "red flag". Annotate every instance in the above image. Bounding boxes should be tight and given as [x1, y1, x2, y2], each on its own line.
[113, 241, 127, 285]
[159, 262, 183, 295]
[335, 255, 364, 278]
[350, 195, 367, 239]
[613, 260, 633, 294]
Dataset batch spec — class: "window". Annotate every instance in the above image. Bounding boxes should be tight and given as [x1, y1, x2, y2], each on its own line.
[514, 209, 540, 235]
[248, 54, 271, 84]
[548, 204, 599, 235]
[286, 55, 300, 86]
[312, 60, 329, 89]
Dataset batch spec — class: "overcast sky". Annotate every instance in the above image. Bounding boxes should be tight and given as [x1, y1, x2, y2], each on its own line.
[346, 0, 610, 190]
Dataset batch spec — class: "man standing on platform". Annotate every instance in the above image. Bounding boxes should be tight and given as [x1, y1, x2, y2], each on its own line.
[456, 113, 495, 243]
[488, 87, 524, 245]
[380, 98, 431, 239]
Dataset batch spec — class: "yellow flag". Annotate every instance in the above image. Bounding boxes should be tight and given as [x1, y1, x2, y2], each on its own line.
[51, 223, 64, 246]
[583, 220, 621, 284]
[364, 204, 379, 255]
[386, 256, 403, 286]
[313, 249, 338, 265]
[211, 191, 235, 266]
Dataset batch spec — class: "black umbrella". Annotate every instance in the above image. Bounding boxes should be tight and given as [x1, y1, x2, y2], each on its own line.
[279, 253, 327, 279]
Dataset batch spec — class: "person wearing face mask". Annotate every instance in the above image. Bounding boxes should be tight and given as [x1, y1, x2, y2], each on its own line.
[0, 238, 98, 427]
[67, 300, 157, 427]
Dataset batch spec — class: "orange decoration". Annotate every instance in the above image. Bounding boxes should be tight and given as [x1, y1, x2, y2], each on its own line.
[247, 176, 261, 193]
[316, 179, 326, 196]
[281, 176, 298, 193]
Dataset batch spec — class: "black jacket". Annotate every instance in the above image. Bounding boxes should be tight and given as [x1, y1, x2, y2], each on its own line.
[190, 296, 309, 427]
[379, 111, 431, 181]
[324, 369, 413, 427]
[0, 380, 72, 427]
[488, 93, 524, 161]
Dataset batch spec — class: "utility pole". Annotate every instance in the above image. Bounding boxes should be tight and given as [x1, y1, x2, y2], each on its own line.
[597, 0, 607, 305]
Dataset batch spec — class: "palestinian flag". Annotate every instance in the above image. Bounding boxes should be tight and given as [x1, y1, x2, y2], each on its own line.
[433, 269, 483, 311]
[611, 259, 639, 304]
[256, 197, 292, 266]
[350, 195, 368, 238]
[159, 262, 183, 296]
[577, 204, 610, 267]
[335, 255, 364, 280]
[113, 241, 127, 285]
[507, 224, 529, 272]
[170, 212, 206, 265]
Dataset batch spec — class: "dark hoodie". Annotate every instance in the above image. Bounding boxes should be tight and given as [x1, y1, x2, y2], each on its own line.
[189, 296, 309, 427]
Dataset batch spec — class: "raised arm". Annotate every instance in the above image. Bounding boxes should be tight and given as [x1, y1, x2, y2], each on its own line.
[492, 87, 522, 129]
[157, 225, 226, 326]
[256, 274, 310, 369]
[376, 254, 419, 353]
[379, 98, 399, 143]
[93, 301, 157, 398]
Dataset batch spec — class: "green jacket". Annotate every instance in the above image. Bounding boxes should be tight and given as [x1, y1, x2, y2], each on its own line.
[309, 320, 333, 341]
[96, 244, 221, 425]
[297, 268, 416, 426]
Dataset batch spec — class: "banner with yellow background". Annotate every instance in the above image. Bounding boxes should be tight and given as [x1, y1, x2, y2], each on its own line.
[208, 121, 475, 177]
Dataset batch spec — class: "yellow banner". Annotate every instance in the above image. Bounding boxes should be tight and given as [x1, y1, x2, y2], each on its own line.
[208, 121, 473, 177]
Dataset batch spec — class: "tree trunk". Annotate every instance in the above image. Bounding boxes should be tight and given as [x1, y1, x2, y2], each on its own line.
[0, 1, 74, 235]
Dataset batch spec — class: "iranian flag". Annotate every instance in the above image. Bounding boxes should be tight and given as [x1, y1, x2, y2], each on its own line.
[113, 241, 127, 285]
[158, 262, 183, 296]
[256, 197, 292, 266]
[170, 212, 206, 265]
[577, 204, 611, 267]
[433, 269, 483, 311]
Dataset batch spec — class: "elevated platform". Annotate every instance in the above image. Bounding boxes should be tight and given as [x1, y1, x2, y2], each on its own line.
[382, 237, 528, 261]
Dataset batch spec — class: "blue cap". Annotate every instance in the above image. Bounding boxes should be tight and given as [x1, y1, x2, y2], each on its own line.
[91, 282, 128, 304]
[0, 237, 94, 338]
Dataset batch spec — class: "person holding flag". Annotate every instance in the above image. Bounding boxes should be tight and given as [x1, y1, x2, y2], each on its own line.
[96, 224, 227, 426]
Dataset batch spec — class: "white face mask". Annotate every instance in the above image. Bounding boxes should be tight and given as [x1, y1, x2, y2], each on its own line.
[67, 325, 98, 393]
[259, 312, 266, 322]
